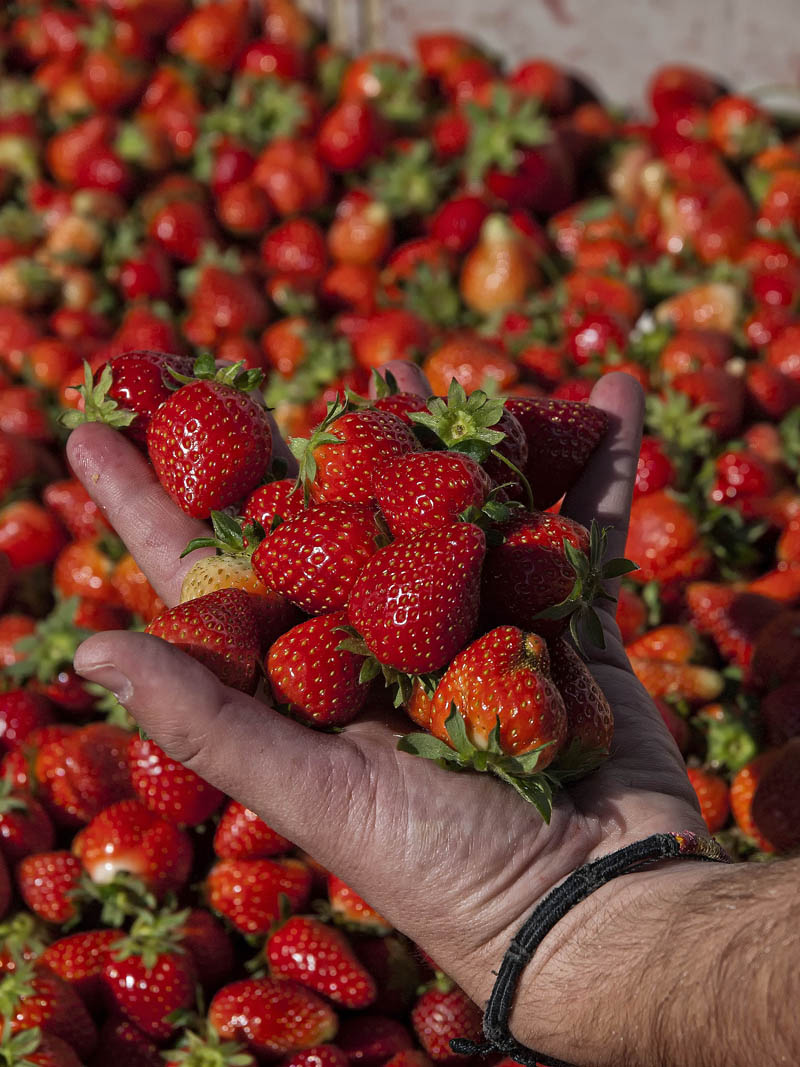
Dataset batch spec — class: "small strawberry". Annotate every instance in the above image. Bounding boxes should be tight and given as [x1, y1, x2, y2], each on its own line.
[0, 1029, 83, 1067]
[213, 799, 291, 861]
[103, 910, 197, 1041]
[145, 587, 262, 694]
[0, 781, 54, 863]
[347, 523, 485, 678]
[326, 874, 392, 935]
[402, 626, 567, 816]
[0, 501, 65, 570]
[244, 479, 305, 530]
[267, 611, 372, 726]
[335, 1016, 413, 1067]
[207, 857, 312, 934]
[16, 851, 84, 925]
[686, 766, 730, 833]
[147, 356, 272, 519]
[40, 928, 122, 1009]
[0, 961, 97, 1060]
[730, 753, 780, 852]
[253, 503, 383, 614]
[127, 735, 225, 826]
[43, 478, 110, 541]
[762, 683, 800, 746]
[73, 799, 193, 898]
[209, 977, 338, 1056]
[625, 625, 698, 664]
[626, 491, 711, 586]
[411, 980, 482, 1063]
[354, 935, 422, 1016]
[291, 399, 419, 505]
[749, 739, 800, 854]
[266, 915, 377, 1009]
[111, 553, 166, 623]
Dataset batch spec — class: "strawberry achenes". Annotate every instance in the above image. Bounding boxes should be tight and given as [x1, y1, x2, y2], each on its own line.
[40, 928, 122, 1009]
[209, 977, 338, 1055]
[547, 637, 613, 762]
[411, 983, 482, 1062]
[127, 735, 225, 826]
[266, 916, 377, 1009]
[16, 850, 84, 925]
[213, 799, 291, 861]
[207, 857, 312, 934]
[0, 782, 54, 862]
[347, 522, 485, 675]
[0, 960, 97, 1060]
[686, 766, 730, 833]
[0, 1029, 84, 1066]
[34, 722, 134, 826]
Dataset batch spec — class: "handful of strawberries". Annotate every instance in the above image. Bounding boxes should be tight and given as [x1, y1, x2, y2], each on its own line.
[73, 351, 634, 820]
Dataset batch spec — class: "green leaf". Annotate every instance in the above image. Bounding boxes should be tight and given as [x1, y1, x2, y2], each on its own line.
[397, 732, 464, 763]
[443, 704, 471, 757]
[601, 558, 639, 579]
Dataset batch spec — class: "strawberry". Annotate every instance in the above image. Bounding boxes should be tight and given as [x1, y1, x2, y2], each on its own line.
[0, 690, 53, 751]
[53, 536, 125, 606]
[0, 913, 50, 974]
[326, 874, 392, 935]
[749, 739, 800, 854]
[730, 753, 780, 852]
[709, 449, 777, 519]
[253, 503, 382, 614]
[147, 358, 272, 518]
[686, 767, 730, 833]
[762, 683, 800, 746]
[292, 401, 419, 505]
[145, 587, 262, 694]
[628, 658, 724, 704]
[253, 138, 330, 217]
[244, 479, 305, 530]
[547, 638, 613, 767]
[42, 478, 109, 540]
[163, 1027, 257, 1067]
[421, 336, 517, 398]
[266, 916, 377, 1009]
[281, 1048, 349, 1067]
[16, 851, 84, 924]
[626, 491, 711, 585]
[207, 857, 312, 934]
[0, 1029, 83, 1066]
[654, 282, 740, 334]
[267, 611, 373, 726]
[178, 907, 235, 994]
[749, 610, 800, 690]
[148, 199, 217, 264]
[40, 928, 122, 1008]
[213, 799, 291, 861]
[0, 500, 65, 570]
[686, 583, 780, 669]
[89, 1017, 162, 1067]
[209, 977, 338, 1055]
[103, 911, 197, 1041]
[347, 523, 485, 677]
[460, 214, 539, 314]
[0, 961, 97, 1059]
[625, 625, 698, 664]
[127, 735, 225, 826]
[0, 781, 54, 863]
[354, 935, 422, 1016]
[402, 627, 567, 815]
[1, 726, 77, 794]
[168, 0, 250, 72]
[111, 552, 167, 622]
[384, 1053, 434, 1067]
[335, 1016, 413, 1067]
[0, 853, 8, 922]
[34, 723, 134, 827]
[411, 982, 482, 1063]
[73, 799, 193, 898]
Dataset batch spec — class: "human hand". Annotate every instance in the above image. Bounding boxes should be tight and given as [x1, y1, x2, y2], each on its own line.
[68, 362, 705, 1047]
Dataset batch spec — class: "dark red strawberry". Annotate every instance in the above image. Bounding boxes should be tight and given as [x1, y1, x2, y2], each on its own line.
[762, 683, 800, 746]
[411, 982, 482, 1063]
[266, 916, 377, 1009]
[0, 1028, 84, 1066]
[253, 503, 382, 614]
[90, 1017, 162, 1067]
[0, 960, 97, 1060]
[207, 857, 312, 934]
[40, 928, 122, 1008]
[0, 781, 54, 863]
[178, 906, 235, 994]
[547, 638, 613, 772]
[145, 587, 262, 694]
[0, 690, 54, 752]
[209, 977, 338, 1055]
[127, 735, 225, 826]
[347, 523, 486, 676]
[213, 799, 291, 861]
[335, 1016, 413, 1067]
[354, 935, 422, 1016]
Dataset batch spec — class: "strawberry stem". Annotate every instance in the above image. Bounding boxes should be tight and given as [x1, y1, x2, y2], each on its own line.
[488, 448, 534, 511]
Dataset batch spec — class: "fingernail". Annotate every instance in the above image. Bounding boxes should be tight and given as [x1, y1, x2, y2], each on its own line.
[75, 662, 133, 704]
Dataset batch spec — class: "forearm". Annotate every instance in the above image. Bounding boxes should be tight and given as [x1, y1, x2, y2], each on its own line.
[500, 858, 800, 1067]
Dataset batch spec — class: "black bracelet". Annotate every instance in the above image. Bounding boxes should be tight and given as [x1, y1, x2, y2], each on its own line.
[451, 831, 732, 1067]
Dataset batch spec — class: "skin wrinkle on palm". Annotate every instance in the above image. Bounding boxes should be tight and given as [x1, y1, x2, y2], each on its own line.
[68, 360, 705, 1028]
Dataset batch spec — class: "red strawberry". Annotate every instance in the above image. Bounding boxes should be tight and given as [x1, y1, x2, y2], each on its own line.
[209, 977, 338, 1056]
[0, 961, 97, 1059]
[411, 983, 482, 1063]
[547, 638, 613, 763]
[90, 1017, 162, 1067]
[0, 690, 54, 751]
[16, 851, 84, 924]
[145, 587, 262, 694]
[384, 1053, 433, 1067]
[354, 935, 422, 1017]
[178, 907, 235, 994]
[43, 478, 109, 540]
[504, 395, 608, 508]
[709, 449, 777, 519]
[244, 479, 305, 530]
[253, 503, 382, 614]
[749, 739, 800, 854]
[326, 874, 392, 935]
[148, 200, 217, 264]
[762, 683, 800, 746]
[103, 911, 197, 1041]
[266, 916, 377, 1009]
[281, 1048, 349, 1067]
[373, 451, 494, 539]
[686, 766, 730, 833]
[147, 360, 272, 518]
[127, 735, 225, 826]
[0, 853, 9, 921]
[0, 783, 54, 863]
[634, 436, 676, 499]
[267, 611, 373, 726]
[0, 1029, 84, 1066]
[403, 627, 567, 813]
[40, 928, 122, 1008]
[73, 799, 193, 897]
[207, 857, 312, 934]
[686, 583, 780, 670]
[626, 491, 711, 585]
[335, 1016, 413, 1067]
[748, 610, 800, 690]
[293, 403, 419, 505]
[0, 501, 65, 570]
[213, 799, 291, 861]
[0, 913, 50, 974]
[348, 523, 484, 677]
[34, 723, 134, 827]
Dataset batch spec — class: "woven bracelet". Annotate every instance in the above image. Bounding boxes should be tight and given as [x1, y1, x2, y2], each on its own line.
[450, 831, 732, 1067]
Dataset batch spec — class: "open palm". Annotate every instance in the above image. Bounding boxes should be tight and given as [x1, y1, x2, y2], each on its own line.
[69, 362, 704, 1019]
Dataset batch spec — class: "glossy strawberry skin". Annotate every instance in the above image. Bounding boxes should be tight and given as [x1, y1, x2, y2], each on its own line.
[0, 962, 98, 1060]
[253, 503, 381, 614]
[266, 916, 377, 1009]
[0, 690, 54, 751]
[335, 1016, 414, 1067]
[348, 523, 485, 674]
[145, 587, 261, 694]
[40, 928, 122, 1008]
[411, 986, 482, 1061]
[0, 788, 54, 863]
[127, 735, 225, 826]
[207, 857, 312, 934]
[213, 799, 291, 861]
[105, 349, 194, 444]
[374, 451, 493, 539]
[244, 479, 305, 530]
[686, 767, 730, 834]
[16, 850, 84, 924]
[268, 610, 372, 726]
[547, 638, 614, 755]
[34, 723, 134, 827]
[147, 379, 272, 518]
[209, 977, 338, 1055]
[103, 948, 196, 1041]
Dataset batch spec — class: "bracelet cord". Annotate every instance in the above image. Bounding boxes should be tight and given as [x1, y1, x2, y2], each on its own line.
[451, 831, 732, 1067]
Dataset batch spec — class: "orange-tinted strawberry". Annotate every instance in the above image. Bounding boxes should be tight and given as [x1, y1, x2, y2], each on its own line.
[730, 753, 780, 852]
[421, 335, 518, 397]
[626, 491, 711, 585]
[628, 658, 724, 704]
[686, 766, 730, 833]
[686, 583, 780, 669]
[111, 553, 166, 623]
[460, 214, 539, 314]
[625, 624, 698, 664]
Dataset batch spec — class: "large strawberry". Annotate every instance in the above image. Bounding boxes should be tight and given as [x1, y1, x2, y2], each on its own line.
[401, 626, 567, 815]
[253, 502, 383, 614]
[266, 915, 377, 1009]
[347, 523, 485, 680]
[267, 610, 373, 726]
[147, 355, 272, 518]
[127, 735, 225, 826]
[209, 977, 338, 1057]
[206, 857, 312, 934]
[145, 587, 261, 694]
[291, 398, 419, 504]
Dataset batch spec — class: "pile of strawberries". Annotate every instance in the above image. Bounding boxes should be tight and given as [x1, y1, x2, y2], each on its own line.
[2, 0, 800, 1059]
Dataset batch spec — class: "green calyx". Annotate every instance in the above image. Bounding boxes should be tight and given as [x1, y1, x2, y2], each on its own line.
[695, 700, 759, 773]
[0, 1025, 46, 1067]
[547, 738, 610, 785]
[368, 141, 453, 218]
[0, 79, 42, 119]
[170, 353, 264, 393]
[335, 626, 442, 708]
[369, 62, 426, 124]
[409, 379, 506, 462]
[534, 520, 638, 653]
[6, 597, 93, 685]
[264, 332, 353, 409]
[391, 262, 468, 331]
[112, 908, 189, 971]
[197, 74, 310, 161]
[0, 913, 50, 965]
[59, 361, 137, 431]
[289, 395, 348, 503]
[0, 961, 37, 1019]
[459, 485, 523, 538]
[398, 706, 556, 821]
[165, 1027, 254, 1067]
[84, 872, 158, 929]
[181, 510, 263, 559]
[0, 204, 42, 245]
[464, 83, 551, 186]
[0, 778, 29, 817]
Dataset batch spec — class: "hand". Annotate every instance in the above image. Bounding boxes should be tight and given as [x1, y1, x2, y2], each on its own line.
[68, 363, 705, 1048]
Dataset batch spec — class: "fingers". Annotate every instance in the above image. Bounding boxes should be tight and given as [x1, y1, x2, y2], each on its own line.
[73, 631, 359, 853]
[562, 372, 644, 562]
[67, 423, 211, 608]
[369, 360, 432, 400]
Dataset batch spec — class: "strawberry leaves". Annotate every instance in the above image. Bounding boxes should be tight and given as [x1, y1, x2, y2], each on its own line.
[59, 362, 137, 431]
